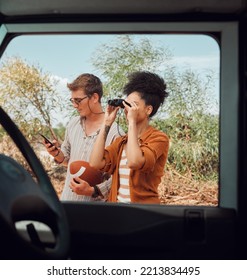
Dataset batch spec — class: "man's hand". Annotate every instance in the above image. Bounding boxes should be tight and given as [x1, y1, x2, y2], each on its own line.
[69, 177, 94, 196]
[43, 139, 60, 157]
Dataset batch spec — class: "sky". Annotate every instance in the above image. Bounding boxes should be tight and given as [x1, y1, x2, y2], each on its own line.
[1, 34, 220, 125]
[2, 34, 219, 80]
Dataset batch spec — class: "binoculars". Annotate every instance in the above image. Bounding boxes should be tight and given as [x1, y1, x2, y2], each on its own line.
[107, 98, 131, 108]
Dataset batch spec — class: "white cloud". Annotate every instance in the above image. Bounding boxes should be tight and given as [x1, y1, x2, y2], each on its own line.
[170, 54, 219, 72]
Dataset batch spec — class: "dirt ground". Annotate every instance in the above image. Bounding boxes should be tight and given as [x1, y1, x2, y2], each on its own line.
[51, 167, 218, 206]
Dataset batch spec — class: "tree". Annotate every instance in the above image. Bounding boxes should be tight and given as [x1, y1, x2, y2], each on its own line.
[91, 35, 172, 98]
[0, 57, 64, 140]
[162, 66, 217, 117]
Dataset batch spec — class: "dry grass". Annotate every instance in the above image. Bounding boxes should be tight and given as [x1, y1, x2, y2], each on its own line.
[158, 169, 218, 206]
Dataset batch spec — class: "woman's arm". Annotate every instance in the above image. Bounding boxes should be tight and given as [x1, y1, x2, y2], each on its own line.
[126, 119, 145, 169]
[89, 105, 119, 169]
[89, 123, 110, 169]
[124, 101, 146, 169]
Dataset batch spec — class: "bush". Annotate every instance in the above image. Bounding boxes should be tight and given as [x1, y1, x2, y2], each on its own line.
[151, 112, 219, 180]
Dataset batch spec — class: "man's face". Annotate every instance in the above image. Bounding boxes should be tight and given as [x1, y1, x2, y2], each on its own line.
[70, 89, 89, 117]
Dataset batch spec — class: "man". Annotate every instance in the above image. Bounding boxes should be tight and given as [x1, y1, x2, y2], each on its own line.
[44, 73, 123, 201]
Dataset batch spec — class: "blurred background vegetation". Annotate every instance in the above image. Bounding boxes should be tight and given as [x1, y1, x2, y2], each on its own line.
[0, 35, 219, 199]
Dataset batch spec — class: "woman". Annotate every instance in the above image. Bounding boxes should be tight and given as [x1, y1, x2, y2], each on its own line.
[90, 71, 169, 204]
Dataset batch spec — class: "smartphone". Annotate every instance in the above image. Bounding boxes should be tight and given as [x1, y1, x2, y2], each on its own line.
[39, 133, 54, 146]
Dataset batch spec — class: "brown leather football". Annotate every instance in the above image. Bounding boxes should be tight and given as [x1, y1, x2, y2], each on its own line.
[69, 160, 104, 186]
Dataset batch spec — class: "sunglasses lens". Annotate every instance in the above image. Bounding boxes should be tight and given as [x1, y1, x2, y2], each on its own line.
[70, 96, 87, 105]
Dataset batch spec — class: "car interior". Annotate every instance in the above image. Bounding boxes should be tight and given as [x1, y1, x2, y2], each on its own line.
[0, 0, 247, 260]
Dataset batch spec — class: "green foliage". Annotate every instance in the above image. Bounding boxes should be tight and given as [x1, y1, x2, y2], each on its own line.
[92, 35, 172, 97]
[162, 66, 216, 117]
[53, 122, 66, 141]
[0, 126, 6, 140]
[0, 57, 63, 140]
[152, 113, 219, 180]
[151, 65, 218, 180]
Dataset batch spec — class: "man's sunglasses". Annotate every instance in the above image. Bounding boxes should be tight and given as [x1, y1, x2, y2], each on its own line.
[69, 96, 88, 105]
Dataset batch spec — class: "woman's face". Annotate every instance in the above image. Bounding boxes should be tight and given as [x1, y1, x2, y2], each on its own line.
[124, 92, 152, 123]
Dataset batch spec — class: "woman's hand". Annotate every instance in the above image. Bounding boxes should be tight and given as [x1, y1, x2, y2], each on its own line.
[124, 101, 139, 123]
[104, 105, 120, 126]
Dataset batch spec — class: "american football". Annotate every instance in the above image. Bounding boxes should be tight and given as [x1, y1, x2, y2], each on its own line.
[69, 160, 104, 186]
